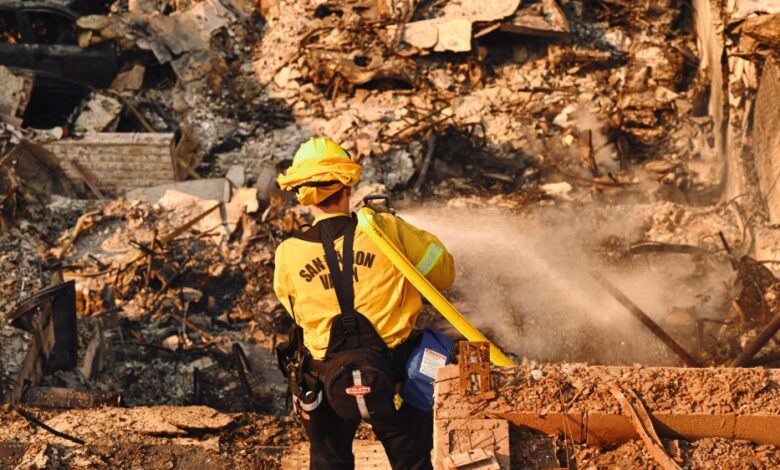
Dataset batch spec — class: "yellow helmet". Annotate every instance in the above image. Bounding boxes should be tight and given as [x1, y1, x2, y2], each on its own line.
[293, 137, 350, 164]
[278, 137, 362, 206]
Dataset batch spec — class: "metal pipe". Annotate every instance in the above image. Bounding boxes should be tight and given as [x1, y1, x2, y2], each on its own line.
[592, 271, 703, 367]
[732, 312, 780, 367]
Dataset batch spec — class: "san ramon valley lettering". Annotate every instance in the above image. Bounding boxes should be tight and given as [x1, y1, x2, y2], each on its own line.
[299, 250, 376, 289]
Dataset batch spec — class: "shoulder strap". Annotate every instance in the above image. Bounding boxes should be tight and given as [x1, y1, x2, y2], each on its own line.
[320, 216, 358, 334]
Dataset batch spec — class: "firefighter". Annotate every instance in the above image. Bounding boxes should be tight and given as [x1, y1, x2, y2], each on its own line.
[273, 137, 455, 470]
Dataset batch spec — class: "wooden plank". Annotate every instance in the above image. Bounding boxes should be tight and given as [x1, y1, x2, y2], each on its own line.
[70, 159, 105, 199]
[611, 388, 681, 470]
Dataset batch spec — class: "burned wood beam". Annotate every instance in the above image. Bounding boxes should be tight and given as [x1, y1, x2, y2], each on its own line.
[611, 387, 682, 470]
[749, 350, 780, 367]
[626, 242, 710, 257]
[731, 311, 780, 367]
[587, 130, 600, 177]
[591, 272, 703, 367]
[69, 159, 105, 199]
[719, 231, 739, 270]
[21, 387, 123, 409]
[55, 209, 101, 260]
[413, 133, 436, 195]
[482, 172, 516, 184]
[120, 202, 221, 273]
[14, 406, 86, 446]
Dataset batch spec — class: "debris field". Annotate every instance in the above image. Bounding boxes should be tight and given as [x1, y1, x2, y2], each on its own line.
[2, 0, 780, 468]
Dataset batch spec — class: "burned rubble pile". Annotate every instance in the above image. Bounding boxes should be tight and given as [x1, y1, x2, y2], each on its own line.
[572, 437, 780, 469]
[255, 0, 717, 199]
[0, 0, 780, 468]
[1, 181, 300, 404]
[435, 363, 780, 468]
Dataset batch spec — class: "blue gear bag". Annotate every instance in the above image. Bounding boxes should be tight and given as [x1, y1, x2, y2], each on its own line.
[402, 329, 454, 411]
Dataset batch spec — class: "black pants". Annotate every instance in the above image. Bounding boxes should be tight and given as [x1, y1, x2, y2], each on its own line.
[299, 394, 433, 470]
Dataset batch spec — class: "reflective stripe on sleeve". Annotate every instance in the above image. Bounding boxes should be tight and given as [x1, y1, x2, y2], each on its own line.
[415, 242, 444, 276]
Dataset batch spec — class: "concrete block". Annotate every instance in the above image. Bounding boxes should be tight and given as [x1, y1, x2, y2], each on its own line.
[434, 418, 510, 470]
[46, 133, 180, 195]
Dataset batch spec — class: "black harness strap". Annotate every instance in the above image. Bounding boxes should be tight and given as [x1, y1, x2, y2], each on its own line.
[320, 217, 358, 336]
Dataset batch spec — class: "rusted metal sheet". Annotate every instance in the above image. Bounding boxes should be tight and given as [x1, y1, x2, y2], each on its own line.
[44, 133, 185, 195]
[6, 280, 77, 404]
[458, 342, 491, 395]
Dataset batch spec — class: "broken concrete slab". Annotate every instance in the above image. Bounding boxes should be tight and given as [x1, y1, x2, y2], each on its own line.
[110, 64, 146, 92]
[440, 0, 521, 23]
[500, 0, 571, 38]
[126, 178, 232, 204]
[153, 185, 258, 240]
[254, 163, 280, 205]
[0, 66, 34, 126]
[132, 0, 236, 63]
[225, 165, 245, 188]
[45, 133, 184, 196]
[74, 93, 123, 133]
[442, 448, 501, 470]
[398, 0, 522, 53]
[434, 418, 510, 470]
[42, 406, 233, 444]
[741, 12, 780, 48]
[403, 18, 472, 53]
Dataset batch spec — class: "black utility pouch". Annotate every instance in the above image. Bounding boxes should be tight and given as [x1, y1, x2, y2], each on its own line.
[316, 217, 400, 422]
[325, 312, 399, 421]
[323, 347, 397, 421]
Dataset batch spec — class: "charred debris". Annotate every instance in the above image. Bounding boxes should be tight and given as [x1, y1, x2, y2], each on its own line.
[1, 0, 780, 468]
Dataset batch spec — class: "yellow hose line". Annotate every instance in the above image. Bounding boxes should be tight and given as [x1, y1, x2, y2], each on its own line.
[357, 207, 515, 367]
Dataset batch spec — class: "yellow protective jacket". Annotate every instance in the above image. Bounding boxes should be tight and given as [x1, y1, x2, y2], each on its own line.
[273, 212, 455, 360]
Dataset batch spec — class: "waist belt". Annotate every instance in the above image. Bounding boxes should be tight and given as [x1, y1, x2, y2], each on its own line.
[309, 334, 419, 381]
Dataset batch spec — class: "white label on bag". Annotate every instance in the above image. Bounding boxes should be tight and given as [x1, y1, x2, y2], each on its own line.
[419, 348, 447, 379]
